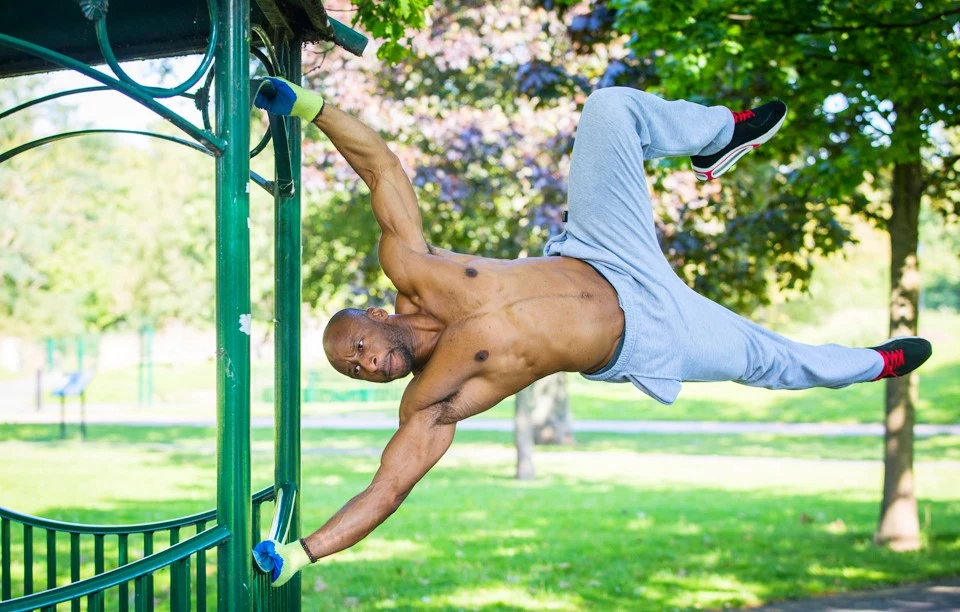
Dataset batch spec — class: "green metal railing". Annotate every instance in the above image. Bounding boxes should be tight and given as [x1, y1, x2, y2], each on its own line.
[0, 487, 282, 611]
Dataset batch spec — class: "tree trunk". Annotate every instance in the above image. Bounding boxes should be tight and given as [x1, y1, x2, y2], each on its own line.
[514, 373, 574, 479]
[875, 158, 924, 551]
[515, 389, 536, 480]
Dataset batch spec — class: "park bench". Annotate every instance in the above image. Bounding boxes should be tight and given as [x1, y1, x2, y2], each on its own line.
[50, 370, 96, 439]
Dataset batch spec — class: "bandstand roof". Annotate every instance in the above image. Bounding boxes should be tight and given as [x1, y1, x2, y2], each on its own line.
[0, 0, 364, 78]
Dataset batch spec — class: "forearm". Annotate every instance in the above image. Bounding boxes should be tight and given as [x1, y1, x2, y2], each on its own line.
[312, 104, 398, 189]
[302, 479, 406, 560]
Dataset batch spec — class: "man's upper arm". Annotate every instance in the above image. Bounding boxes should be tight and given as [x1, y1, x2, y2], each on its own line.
[371, 406, 455, 505]
[371, 158, 429, 293]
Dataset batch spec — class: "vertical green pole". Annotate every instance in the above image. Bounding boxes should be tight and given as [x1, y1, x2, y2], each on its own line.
[214, 0, 252, 608]
[274, 38, 303, 610]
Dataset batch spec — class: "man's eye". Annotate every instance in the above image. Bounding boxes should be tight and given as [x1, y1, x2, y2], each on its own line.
[353, 364, 360, 375]
[358, 339, 363, 351]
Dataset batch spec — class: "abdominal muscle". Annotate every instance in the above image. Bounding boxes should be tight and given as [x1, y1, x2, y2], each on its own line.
[423, 253, 626, 381]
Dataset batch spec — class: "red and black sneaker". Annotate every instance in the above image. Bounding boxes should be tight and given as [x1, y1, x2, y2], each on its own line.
[691, 100, 788, 181]
[870, 337, 933, 381]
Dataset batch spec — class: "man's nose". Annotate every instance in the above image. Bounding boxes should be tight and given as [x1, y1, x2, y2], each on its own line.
[362, 354, 378, 372]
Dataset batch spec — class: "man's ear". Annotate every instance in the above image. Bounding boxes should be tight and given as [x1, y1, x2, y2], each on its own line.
[366, 307, 388, 321]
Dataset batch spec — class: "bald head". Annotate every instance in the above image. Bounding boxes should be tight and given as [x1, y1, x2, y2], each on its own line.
[322, 308, 365, 349]
[322, 307, 415, 382]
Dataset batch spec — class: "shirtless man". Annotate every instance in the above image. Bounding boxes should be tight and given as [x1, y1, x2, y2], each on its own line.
[251, 77, 932, 586]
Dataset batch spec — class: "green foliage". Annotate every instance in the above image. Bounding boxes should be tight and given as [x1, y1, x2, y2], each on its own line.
[349, 0, 433, 63]
[302, 1, 960, 314]
[920, 206, 960, 311]
[543, 0, 960, 310]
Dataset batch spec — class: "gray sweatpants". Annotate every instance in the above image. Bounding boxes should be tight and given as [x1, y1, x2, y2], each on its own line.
[543, 87, 882, 404]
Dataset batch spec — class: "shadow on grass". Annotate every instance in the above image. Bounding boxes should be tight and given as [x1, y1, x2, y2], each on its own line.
[3, 445, 959, 611]
[4, 425, 960, 463]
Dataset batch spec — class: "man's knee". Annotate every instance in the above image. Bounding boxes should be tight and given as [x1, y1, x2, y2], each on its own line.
[581, 87, 635, 122]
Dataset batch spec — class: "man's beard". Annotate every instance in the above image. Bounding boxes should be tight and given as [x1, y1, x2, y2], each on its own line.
[384, 324, 415, 378]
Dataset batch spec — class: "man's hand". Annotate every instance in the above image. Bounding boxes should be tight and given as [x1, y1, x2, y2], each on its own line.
[252, 539, 312, 587]
[253, 76, 324, 122]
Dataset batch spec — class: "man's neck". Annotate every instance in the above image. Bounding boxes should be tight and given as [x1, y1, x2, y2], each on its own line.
[391, 312, 444, 371]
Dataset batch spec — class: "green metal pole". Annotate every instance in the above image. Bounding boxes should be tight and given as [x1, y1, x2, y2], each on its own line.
[274, 38, 304, 610]
[214, 0, 252, 608]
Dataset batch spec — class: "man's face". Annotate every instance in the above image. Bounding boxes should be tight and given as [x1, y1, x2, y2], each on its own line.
[324, 309, 415, 383]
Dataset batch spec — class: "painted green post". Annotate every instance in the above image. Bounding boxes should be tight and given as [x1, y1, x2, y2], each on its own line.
[274, 38, 304, 610]
[214, 0, 252, 608]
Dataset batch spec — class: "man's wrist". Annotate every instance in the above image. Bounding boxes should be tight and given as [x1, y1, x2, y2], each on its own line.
[290, 86, 324, 123]
[299, 537, 319, 563]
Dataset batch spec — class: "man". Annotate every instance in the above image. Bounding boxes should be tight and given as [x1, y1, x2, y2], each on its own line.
[251, 77, 932, 585]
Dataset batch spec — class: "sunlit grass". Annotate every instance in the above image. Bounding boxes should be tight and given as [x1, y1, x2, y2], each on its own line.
[2, 426, 959, 610]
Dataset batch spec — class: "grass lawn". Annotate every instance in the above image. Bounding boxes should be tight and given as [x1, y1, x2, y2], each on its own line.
[1, 425, 958, 610]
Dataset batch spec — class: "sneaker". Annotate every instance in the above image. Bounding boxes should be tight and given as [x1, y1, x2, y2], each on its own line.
[870, 337, 933, 380]
[691, 100, 788, 181]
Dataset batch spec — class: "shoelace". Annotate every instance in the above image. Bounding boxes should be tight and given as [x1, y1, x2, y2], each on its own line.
[732, 109, 756, 123]
[877, 348, 905, 379]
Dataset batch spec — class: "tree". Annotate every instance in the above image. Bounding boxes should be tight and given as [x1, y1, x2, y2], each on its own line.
[542, 0, 959, 549]
[515, 373, 573, 479]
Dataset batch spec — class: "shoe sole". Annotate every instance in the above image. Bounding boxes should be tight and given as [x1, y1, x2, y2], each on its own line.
[692, 110, 787, 181]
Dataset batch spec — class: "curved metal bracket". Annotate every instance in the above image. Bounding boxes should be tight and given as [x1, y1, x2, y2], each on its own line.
[0, 86, 108, 121]
[196, 33, 277, 159]
[267, 483, 297, 544]
[0, 129, 271, 193]
[91, 0, 219, 99]
[0, 33, 225, 154]
[268, 113, 295, 197]
[0, 86, 197, 122]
